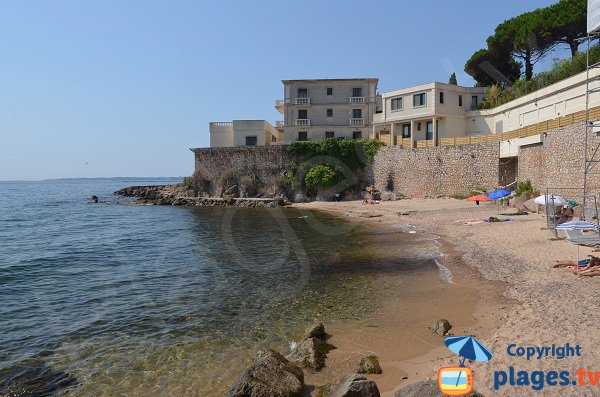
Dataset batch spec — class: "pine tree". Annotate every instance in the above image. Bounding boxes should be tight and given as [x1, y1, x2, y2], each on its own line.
[448, 72, 458, 85]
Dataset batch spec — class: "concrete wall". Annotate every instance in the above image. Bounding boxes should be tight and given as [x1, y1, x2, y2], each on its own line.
[371, 144, 500, 197]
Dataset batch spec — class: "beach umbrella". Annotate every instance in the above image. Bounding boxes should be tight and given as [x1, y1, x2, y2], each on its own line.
[444, 335, 493, 363]
[534, 194, 567, 206]
[466, 195, 492, 202]
[556, 220, 599, 270]
[488, 189, 511, 200]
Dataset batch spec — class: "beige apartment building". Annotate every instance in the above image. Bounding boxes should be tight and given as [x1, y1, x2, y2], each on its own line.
[276, 78, 379, 142]
[373, 82, 487, 147]
[209, 120, 283, 148]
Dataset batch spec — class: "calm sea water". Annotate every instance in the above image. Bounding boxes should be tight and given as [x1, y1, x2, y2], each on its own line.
[0, 178, 440, 396]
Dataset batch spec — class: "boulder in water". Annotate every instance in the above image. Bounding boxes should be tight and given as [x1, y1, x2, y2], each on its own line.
[303, 322, 326, 340]
[317, 373, 380, 397]
[287, 337, 335, 371]
[224, 349, 304, 397]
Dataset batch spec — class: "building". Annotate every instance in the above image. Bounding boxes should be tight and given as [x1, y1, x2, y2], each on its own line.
[373, 82, 487, 147]
[209, 120, 284, 148]
[276, 78, 379, 142]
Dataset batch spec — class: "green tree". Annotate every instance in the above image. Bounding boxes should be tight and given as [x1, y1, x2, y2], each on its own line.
[465, 48, 521, 87]
[304, 165, 336, 189]
[448, 72, 458, 85]
[545, 0, 587, 58]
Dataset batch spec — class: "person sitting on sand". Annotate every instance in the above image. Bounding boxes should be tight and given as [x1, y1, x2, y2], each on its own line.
[556, 205, 574, 225]
[553, 256, 600, 269]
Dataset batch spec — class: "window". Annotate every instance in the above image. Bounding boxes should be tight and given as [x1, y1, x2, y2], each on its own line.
[325, 131, 335, 138]
[297, 88, 308, 98]
[459, 95, 463, 107]
[402, 124, 411, 138]
[353, 131, 362, 140]
[271, 135, 277, 142]
[426, 121, 433, 140]
[413, 93, 426, 107]
[471, 95, 478, 109]
[327, 87, 333, 95]
[440, 92, 444, 104]
[352, 87, 362, 97]
[352, 109, 362, 119]
[298, 109, 308, 119]
[417, 122, 422, 131]
[391, 97, 403, 111]
[326, 108, 333, 117]
[245, 136, 257, 146]
[298, 131, 308, 141]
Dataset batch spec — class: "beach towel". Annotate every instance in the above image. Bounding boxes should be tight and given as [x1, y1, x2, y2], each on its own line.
[483, 217, 512, 222]
[500, 212, 529, 216]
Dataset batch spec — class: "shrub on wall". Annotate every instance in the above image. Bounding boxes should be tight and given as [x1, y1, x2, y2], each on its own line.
[183, 170, 211, 194]
[304, 165, 336, 189]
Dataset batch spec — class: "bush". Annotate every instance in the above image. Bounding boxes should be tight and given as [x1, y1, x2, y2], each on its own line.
[182, 170, 210, 194]
[515, 179, 533, 197]
[239, 175, 259, 197]
[304, 165, 336, 189]
[450, 193, 469, 200]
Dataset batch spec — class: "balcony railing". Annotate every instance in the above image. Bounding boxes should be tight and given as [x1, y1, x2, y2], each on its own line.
[295, 119, 311, 126]
[349, 118, 365, 126]
[349, 97, 365, 104]
[295, 97, 311, 105]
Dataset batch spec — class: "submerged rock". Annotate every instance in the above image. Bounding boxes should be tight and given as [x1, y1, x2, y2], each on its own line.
[224, 349, 304, 397]
[427, 319, 452, 336]
[394, 380, 484, 397]
[357, 354, 382, 374]
[317, 373, 380, 397]
[0, 360, 77, 397]
[303, 322, 326, 340]
[287, 337, 335, 371]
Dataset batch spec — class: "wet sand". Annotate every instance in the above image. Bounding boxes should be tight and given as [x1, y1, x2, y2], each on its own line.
[294, 198, 600, 396]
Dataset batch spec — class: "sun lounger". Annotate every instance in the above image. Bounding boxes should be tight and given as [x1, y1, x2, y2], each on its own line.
[564, 229, 600, 246]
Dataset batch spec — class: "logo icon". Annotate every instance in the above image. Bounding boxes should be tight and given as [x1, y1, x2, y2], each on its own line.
[438, 335, 493, 396]
[438, 366, 473, 396]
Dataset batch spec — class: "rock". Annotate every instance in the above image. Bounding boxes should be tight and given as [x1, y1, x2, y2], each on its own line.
[224, 349, 304, 397]
[523, 198, 539, 213]
[90, 195, 99, 203]
[360, 212, 383, 218]
[380, 191, 396, 201]
[397, 211, 416, 216]
[303, 323, 326, 340]
[287, 337, 334, 371]
[427, 319, 452, 336]
[394, 380, 484, 397]
[317, 373, 381, 397]
[357, 354, 382, 374]
[273, 196, 285, 206]
[294, 193, 308, 203]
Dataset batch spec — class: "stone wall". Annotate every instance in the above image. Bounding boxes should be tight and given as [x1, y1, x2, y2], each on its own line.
[371, 144, 500, 197]
[192, 146, 293, 196]
[518, 122, 600, 193]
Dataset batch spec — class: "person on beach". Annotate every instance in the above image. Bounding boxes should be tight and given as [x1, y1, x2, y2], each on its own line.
[553, 255, 600, 269]
[556, 205, 574, 225]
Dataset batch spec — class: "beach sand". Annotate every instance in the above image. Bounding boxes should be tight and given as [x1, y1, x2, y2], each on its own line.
[293, 198, 600, 396]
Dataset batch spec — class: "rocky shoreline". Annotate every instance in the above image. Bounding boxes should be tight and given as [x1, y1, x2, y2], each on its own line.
[114, 184, 288, 208]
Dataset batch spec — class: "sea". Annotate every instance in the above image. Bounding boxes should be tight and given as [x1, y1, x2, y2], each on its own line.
[0, 178, 449, 396]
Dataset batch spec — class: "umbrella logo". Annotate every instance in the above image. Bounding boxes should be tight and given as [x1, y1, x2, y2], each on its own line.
[438, 336, 493, 396]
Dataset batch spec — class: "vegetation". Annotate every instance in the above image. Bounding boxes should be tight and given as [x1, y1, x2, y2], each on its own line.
[448, 72, 458, 85]
[479, 45, 600, 109]
[465, 0, 587, 85]
[515, 179, 534, 197]
[182, 170, 210, 194]
[304, 165, 336, 189]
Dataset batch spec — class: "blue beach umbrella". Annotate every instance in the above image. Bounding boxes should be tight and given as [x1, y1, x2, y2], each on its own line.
[488, 189, 511, 200]
[444, 336, 493, 363]
[556, 220, 599, 230]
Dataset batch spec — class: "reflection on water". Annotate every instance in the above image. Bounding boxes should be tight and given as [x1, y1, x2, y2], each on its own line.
[0, 179, 439, 396]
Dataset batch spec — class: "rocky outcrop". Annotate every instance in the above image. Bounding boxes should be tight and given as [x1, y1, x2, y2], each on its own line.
[224, 350, 304, 397]
[114, 185, 285, 208]
[316, 373, 380, 397]
[357, 354, 382, 374]
[287, 337, 335, 371]
[303, 322, 327, 340]
[394, 380, 484, 397]
[427, 319, 452, 336]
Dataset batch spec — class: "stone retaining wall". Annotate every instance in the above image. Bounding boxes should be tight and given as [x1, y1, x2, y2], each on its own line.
[371, 144, 500, 197]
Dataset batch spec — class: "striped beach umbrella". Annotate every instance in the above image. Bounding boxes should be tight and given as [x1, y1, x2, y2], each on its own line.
[444, 336, 493, 363]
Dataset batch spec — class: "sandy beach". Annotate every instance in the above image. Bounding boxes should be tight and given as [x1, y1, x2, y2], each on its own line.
[293, 198, 600, 396]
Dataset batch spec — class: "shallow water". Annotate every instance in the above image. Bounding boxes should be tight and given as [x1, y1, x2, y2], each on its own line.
[0, 179, 443, 396]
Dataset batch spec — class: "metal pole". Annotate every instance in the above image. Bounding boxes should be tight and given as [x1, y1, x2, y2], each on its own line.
[583, 34, 591, 212]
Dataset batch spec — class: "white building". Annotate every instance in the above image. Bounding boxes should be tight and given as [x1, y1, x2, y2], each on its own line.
[209, 120, 283, 148]
[277, 78, 379, 142]
[373, 82, 486, 147]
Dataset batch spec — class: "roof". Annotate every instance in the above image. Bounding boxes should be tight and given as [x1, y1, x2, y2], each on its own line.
[281, 78, 379, 84]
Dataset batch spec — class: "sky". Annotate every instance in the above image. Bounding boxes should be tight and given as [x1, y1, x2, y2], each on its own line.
[0, 0, 569, 180]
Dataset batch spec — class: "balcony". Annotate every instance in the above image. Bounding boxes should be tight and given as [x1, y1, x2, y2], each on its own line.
[295, 119, 311, 126]
[349, 97, 365, 104]
[349, 118, 365, 126]
[295, 97, 311, 105]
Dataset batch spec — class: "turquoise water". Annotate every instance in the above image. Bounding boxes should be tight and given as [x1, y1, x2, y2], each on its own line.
[0, 178, 438, 396]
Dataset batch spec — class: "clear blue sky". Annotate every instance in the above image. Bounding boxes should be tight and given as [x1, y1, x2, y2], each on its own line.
[0, 0, 567, 180]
